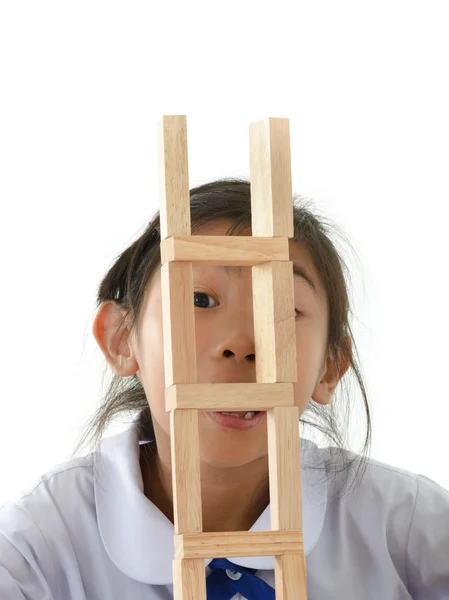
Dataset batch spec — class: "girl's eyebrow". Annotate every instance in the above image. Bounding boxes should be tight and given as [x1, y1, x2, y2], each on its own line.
[292, 263, 317, 294]
[194, 264, 317, 294]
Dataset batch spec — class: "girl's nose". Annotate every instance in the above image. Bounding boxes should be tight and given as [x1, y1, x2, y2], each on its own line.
[215, 324, 256, 363]
[222, 348, 256, 363]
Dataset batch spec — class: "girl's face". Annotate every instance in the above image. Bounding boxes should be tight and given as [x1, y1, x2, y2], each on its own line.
[130, 221, 340, 468]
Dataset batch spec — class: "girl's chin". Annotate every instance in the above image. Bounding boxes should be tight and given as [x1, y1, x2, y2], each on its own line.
[198, 430, 268, 469]
[199, 453, 266, 470]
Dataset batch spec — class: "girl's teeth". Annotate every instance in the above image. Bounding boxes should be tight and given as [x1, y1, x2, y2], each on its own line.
[220, 411, 257, 419]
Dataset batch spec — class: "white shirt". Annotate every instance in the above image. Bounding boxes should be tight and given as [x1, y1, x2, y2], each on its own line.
[0, 423, 448, 599]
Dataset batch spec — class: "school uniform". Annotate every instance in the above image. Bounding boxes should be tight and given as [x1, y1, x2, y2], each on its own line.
[0, 421, 448, 599]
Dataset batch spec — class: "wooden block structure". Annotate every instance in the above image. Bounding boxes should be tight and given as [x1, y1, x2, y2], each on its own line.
[158, 115, 308, 599]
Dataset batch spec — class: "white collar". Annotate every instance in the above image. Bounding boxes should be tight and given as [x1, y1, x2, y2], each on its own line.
[94, 424, 328, 585]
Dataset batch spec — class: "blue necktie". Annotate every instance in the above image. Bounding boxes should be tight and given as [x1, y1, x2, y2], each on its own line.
[206, 558, 275, 600]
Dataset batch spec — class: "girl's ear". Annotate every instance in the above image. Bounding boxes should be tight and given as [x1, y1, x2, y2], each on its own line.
[92, 301, 139, 377]
[311, 341, 351, 406]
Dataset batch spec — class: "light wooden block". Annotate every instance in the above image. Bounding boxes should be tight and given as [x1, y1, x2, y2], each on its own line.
[274, 554, 308, 600]
[170, 410, 202, 534]
[172, 558, 206, 600]
[164, 383, 294, 411]
[252, 261, 297, 382]
[161, 262, 197, 387]
[158, 115, 308, 599]
[268, 406, 302, 530]
[175, 530, 303, 559]
[160, 235, 289, 265]
[249, 117, 294, 238]
[158, 116, 191, 240]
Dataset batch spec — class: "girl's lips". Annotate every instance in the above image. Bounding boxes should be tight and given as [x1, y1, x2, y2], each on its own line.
[204, 410, 266, 430]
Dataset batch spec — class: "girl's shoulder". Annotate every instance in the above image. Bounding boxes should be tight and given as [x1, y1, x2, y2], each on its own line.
[298, 443, 449, 596]
[0, 430, 143, 599]
[318, 442, 449, 562]
[1, 421, 137, 519]
[0, 425, 143, 561]
[318, 441, 448, 508]
[0, 452, 97, 595]
[2, 452, 95, 513]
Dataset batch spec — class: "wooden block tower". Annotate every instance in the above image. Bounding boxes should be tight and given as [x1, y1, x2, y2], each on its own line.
[158, 115, 307, 600]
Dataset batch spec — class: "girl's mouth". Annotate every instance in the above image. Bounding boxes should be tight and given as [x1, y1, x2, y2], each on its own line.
[204, 410, 266, 430]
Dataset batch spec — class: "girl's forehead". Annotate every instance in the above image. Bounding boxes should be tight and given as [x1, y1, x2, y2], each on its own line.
[192, 220, 247, 236]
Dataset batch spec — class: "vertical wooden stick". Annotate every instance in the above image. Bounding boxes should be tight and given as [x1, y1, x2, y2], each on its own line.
[170, 409, 202, 534]
[252, 261, 297, 383]
[250, 116, 308, 599]
[274, 554, 308, 600]
[173, 557, 207, 600]
[161, 262, 197, 387]
[267, 406, 302, 531]
[158, 115, 191, 241]
[158, 115, 205, 600]
[249, 117, 293, 238]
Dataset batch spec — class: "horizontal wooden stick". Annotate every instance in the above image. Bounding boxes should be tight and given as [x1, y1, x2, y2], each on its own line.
[165, 383, 294, 411]
[160, 235, 289, 265]
[175, 530, 304, 559]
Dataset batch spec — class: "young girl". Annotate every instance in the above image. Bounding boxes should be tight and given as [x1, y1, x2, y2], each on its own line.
[1, 179, 448, 599]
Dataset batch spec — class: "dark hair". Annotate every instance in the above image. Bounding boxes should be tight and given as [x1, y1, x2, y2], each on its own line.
[73, 177, 371, 493]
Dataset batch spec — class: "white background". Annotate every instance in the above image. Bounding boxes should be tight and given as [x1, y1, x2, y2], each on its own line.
[0, 1, 448, 505]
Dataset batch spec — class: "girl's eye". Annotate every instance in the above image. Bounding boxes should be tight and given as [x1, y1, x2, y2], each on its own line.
[193, 292, 219, 309]
[193, 292, 300, 315]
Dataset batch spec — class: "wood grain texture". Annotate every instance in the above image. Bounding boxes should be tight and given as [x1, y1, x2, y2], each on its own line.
[274, 554, 308, 600]
[170, 410, 202, 534]
[249, 118, 294, 238]
[158, 115, 191, 240]
[268, 406, 303, 531]
[160, 235, 289, 265]
[161, 262, 197, 388]
[175, 530, 303, 559]
[159, 115, 308, 599]
[172, 558, 206, 600]
[165, 383, 294, 411]
[252, 261, 297, 383]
